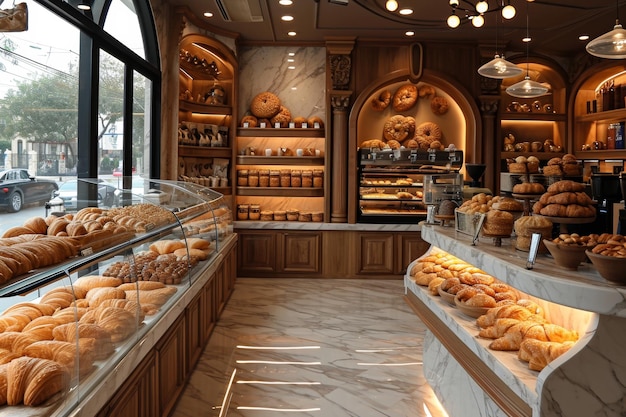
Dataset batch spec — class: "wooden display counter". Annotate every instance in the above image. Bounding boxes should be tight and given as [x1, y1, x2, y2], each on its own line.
[234, 222, 429, 279]
[404, 225, 626, 417]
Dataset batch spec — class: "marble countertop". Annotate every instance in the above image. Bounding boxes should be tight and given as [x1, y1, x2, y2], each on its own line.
[404, 273, 540, 407]
[234, 221, 421, 232]
[421, 225, 626, 317]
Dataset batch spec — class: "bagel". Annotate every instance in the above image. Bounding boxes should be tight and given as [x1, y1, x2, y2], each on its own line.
[360, 139, 386, 149]
[292, 116, 307, 128]
[383, 115, 412, 142]
[270, 105, 291, 128]
[392, 84, 418, 112]
[419, 84, 436, 98]
[307, 116, 324, 128]
[431, 96, 449, 115]
[371, 90, 391, 111]
[415, 121, 442, 143]
[250, 92, 281, 118]
[240, 115, 258, 127]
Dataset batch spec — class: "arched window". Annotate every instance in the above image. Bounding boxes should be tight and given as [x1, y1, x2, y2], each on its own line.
[0, 0, 160, 197]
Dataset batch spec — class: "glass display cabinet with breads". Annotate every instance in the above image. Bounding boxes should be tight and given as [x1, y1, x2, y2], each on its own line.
[0, 179, 233, 416]
[178, 34, 238, 199]
[235, 127, 326, 222]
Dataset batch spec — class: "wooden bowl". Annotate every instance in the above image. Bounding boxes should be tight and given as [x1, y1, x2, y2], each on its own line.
[437, 285, 456, 305]
[586, 250, 626, 284]
[454, 296, 491, 318]
[543, 239, 590, 270]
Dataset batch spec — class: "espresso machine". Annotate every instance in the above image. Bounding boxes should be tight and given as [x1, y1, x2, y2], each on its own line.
[590, 173, 623, 233]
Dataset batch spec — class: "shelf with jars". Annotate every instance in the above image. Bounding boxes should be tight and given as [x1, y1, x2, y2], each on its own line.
[235, 126, 326, 222]
[177, 35, 237, 196]
[498, 62, 568, 177]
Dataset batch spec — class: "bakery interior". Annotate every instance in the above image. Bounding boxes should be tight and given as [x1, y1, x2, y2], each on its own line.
[1, 0, 626, 416]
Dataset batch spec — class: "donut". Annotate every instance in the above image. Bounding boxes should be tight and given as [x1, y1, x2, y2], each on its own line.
[371, 90, 391, 111]
[386, 139, 401, 150]
[431, 96, 449, 115]
[292, 116, 307, 128]
[383, 115, 411, 142]
[240, 115, 258, 127]
[416, 121, 442, 142]
[270, 105, 291, 128]
[419, 84, 436, 98]
[307, 116, 324, 128]
[392, 84, 418, 112]
[250, 92, 281, 118]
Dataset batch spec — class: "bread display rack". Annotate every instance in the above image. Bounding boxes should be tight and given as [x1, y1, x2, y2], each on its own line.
[405, 224, 626, 417]
[357, 148, 463, 223]
[0, 179, 234, 416]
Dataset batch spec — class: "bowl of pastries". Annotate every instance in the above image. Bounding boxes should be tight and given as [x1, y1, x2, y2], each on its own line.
[543, 235, 594, 270]
[586, 235, 626, 283]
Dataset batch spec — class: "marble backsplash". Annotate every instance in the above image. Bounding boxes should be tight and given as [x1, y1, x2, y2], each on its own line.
[238, 46, 326, 123]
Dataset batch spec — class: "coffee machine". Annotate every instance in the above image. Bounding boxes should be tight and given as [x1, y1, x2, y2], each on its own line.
[590, 173, 622, 233]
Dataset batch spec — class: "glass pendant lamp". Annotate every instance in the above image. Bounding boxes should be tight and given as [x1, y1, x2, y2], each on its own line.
[506, 3, 548, 98]
[586, 0, 626, 59]
[477, 13, 523, 79]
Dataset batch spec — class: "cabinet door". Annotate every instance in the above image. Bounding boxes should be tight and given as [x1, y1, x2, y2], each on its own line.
[395, 232, 429, 274]
[203, 271, 217, 343]
[186, 292, 203, 373]
[357, 233, 395, 275]
[238, 231, 277, 274]
[156, 315, 186, 417]
[99, 351, 157, 417]
[281, 232, 321, 274]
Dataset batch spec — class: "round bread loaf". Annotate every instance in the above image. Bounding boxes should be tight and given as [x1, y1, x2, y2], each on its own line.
[250, 92, 281, 118]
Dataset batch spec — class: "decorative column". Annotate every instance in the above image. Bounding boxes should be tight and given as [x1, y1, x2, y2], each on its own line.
[326, 37, 355, 223]
[478, 95, 500, 192]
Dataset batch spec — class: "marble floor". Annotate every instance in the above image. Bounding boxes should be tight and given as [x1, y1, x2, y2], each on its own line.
[171, 278, 447, 417]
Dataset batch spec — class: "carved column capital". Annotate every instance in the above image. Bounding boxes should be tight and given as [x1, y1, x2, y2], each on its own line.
[330, 92, 352, 111]
[479, 95, 500, 116]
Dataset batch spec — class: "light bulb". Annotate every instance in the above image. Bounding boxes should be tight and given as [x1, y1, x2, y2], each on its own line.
[475, 1, 488, 14]
[501, 4, 516, 19]
[472, 14, 484, 28]
[386, 0, 398, 12]
[449, 0, 459, 6]
[447, 13, 460, 28]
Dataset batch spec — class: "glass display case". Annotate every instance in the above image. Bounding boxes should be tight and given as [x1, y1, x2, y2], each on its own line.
[0, 178, 233, 416]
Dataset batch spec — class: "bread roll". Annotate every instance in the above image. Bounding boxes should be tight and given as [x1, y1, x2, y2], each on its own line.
[149, 239, 186, 255]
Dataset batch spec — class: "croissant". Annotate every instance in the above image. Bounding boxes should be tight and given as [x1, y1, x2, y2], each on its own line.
[3, 302, 55, 319]
[52, 323, 114, 360]
[80, 306, 138, 343]
[22, 323, 56, 340]
[40, 290, 76, 309]
[124, 287, 177, 307]
[85, 286, 126, 308]
[149, 239, 186, 255]
[8, 356, 69, 406]
[117, 281, 165, 291]
[24, 340, 95, 376]
[0, 314, 31, 332]
[0, 364, 7, 405]
[518, 339, 575, 371]
[547, 180, 585, 194]
[0, 348, 19, 366]
[72, 275, 123, 291]
[490, 322, 578, 351]
[0, 332, 46, 355]
[23, 216, 48, 234]
[478, 318, 521, 339]
[477, 304, 534, 329]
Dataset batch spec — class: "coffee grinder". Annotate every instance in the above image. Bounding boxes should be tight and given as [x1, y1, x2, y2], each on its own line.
[591, 173, 622, 233]
[463, 163, 492, 199]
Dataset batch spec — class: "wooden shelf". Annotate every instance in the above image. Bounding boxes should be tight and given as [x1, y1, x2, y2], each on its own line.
[500, 152, 565, 160]
[179, 100, 232, 115]
[501, 112, 566, 122]
[576, 108, 626, 123]
[178, 146, 232, 158]
[237, 128, 325, 138]
[236, 156, 324, 166]
[236, 187, 324, 197]
[574, 150, 626, 160]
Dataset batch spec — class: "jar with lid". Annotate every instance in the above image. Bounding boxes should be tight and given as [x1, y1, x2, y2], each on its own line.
[274, 210, 287, 221]
[287, 170, 301, 187]
[301, 170, 313, 187]
[259, 169, 270, 187]
[269, 170, 281, 187]
[313, 170, 323, 188]
[286, 208, 300, 221]
[237, 204, 249, 220]
[237, 170, 249, 187]
[248, 169, 259, 187]
[249, 204, 261, 220]
[280, 169, 291, 187]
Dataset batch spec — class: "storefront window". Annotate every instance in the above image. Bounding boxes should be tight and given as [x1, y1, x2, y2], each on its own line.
[103, 0, 145, 59]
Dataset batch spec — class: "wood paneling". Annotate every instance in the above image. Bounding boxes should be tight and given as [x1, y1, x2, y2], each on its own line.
[186, 292, 203, 373]
[282, 232, 321, 274]
[396, 233, 430, 275]
[357, 233, 395, 275]
[238, 232, 276, 273]
[156, 315, 186, 417]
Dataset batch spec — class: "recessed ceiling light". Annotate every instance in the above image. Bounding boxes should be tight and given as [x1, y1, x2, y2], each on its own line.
[288, 31, 297, 36]
[405, 31, 415, 36]
[279, 0, 293, 5]
[281, 15, 294, 21]
[288, 66, 296, 70]
[579, 34, 590, 41]
[288, 52, 295, 56]
[287, 58, 295, 62]
[522, 36, 531, 43]
[203, 12, 213, 18]
[399, 8, 413, 15]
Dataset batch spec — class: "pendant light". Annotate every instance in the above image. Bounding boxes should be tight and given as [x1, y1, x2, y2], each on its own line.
[586, 0, 626, 59]
[506, 3, 548, 98]
[477, 12, 523, 79]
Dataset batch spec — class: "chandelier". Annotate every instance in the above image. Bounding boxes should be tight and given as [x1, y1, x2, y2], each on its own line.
[443, 0, 516, 29]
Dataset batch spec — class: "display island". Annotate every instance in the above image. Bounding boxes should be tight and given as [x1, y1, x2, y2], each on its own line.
[404, 224, 626, 417]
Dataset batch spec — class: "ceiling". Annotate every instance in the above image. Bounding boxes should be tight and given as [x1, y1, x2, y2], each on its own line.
[177, 0, 626, 58]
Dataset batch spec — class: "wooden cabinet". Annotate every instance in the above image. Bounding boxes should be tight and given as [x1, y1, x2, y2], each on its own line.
[97, 351, 157, 417]
[186, 291, 203, 373]
[236, 228, 427, 278]
[156, 315, 186, 417]
[178, 35, 238, 200]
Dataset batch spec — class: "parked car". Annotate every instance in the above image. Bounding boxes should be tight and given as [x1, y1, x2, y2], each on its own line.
[0, 169, 59, 212]
[50, 179, 119, 210]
